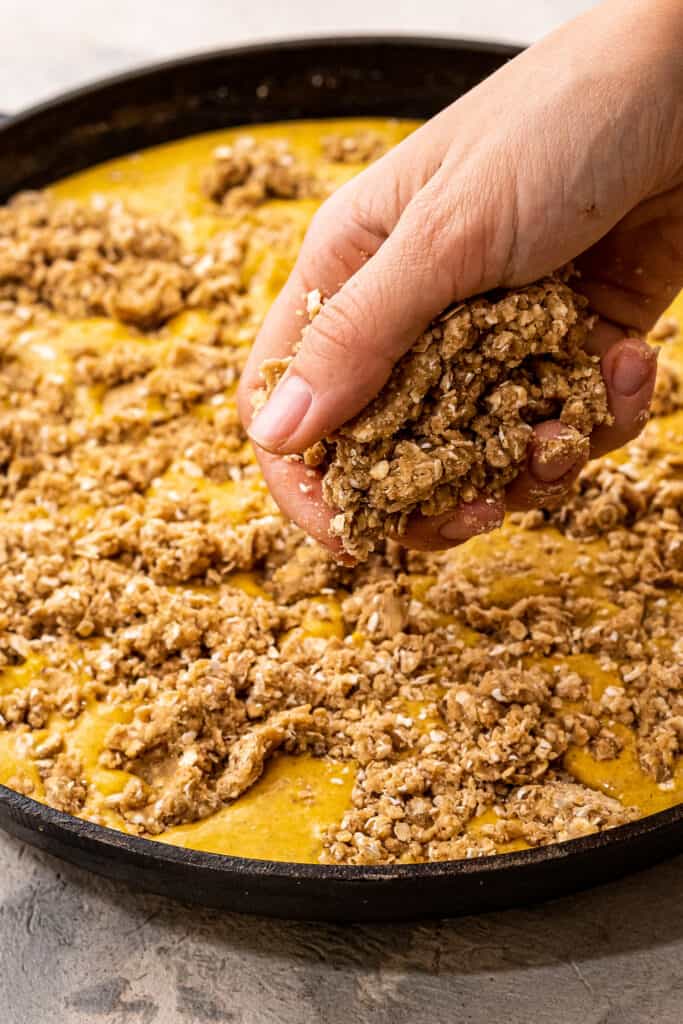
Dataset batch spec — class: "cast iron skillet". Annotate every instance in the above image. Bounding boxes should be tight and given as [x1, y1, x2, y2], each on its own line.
[0, 37, 681, 922]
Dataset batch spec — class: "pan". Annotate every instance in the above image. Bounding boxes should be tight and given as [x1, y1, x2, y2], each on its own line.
[0, 36, 681, 921]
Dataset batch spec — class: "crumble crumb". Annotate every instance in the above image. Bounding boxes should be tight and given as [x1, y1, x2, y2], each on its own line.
[651, 359, 683, 417]
[258, 277, 611, 558]
[321, 130, 388, 164]
[0, 129, 681, 868]
[0, 192, 250, 328]
[202, 136, 325, 211]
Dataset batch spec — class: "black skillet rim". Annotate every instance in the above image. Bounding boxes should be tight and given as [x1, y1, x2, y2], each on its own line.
[0, 34, 522, 129]
[2, 782, 682, 883]
[0, 34, 680, 913]
[0, 33, 522, 121]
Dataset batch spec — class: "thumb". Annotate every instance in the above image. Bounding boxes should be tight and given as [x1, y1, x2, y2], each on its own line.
[246, 168, 486, 455]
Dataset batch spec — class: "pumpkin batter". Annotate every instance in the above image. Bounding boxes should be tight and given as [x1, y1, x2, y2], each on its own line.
[0, 120, 681, 864]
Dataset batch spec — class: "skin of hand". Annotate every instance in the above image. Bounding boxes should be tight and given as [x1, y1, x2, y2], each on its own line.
[238, 0, 683, 556]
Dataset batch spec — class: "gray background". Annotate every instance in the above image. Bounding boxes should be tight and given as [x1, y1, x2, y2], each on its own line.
[1, 834, 682, 1023]
[2, 2, 682, 1021]
[2, 0, 596, 112]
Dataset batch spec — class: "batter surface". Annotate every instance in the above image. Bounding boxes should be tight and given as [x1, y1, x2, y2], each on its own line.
[0, 119, 681, 864]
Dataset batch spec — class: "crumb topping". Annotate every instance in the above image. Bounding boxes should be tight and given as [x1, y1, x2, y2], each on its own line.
[202, 136, 325, 211]
[321, 130, 389, 164]
[0, 191, 255, 329]
[651, 357, 683, 417]
[0, 123, 681, 865]
[260, 278, 612, 558]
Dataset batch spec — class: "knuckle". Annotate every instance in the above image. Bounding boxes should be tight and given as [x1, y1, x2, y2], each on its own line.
[401, 157, 515, 295]
[305, 193, 346, 246]
[405, 178, 457, 261]
[506, 473, 563, 512]
[306, 297, 366, 363]
[298, 289, 391, 381]
[297, 189, 386, 289]
[304, 309, 359, 368]
[396, 180, 469, 297]
[533, 466, 584, 509]
[346, 185, 392, 241]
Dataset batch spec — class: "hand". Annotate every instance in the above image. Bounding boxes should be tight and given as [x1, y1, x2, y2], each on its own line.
[238, 0, 683, 554]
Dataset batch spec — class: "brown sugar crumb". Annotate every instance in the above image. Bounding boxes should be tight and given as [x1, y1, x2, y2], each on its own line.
[500, 781, 637, 843]
[41, 753, 89, 815]
[202, 136, 325, 211]
[321, 130, 388, 164]
[1, 128, 681, 868]
[0, 192, 251, 328]
[259, 276, 611, 558]
[651, 358, 683, 417]
[650, 314, 679, 342]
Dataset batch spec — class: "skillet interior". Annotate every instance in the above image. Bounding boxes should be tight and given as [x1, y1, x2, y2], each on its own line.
[0, 36, 681, 921]
[0, 37, 517, 199]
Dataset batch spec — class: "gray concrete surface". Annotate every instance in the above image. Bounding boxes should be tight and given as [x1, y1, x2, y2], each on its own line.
[1, 830, 682, 1024]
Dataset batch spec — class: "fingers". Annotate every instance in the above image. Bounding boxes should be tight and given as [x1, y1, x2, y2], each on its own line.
[589, 336, 658, 458]
[251, 329, 656, 559]
[252, 320, 656, 559]
[399, 420, 590, 554]
[582, 318, 628, 358]
[373, 331, 657, 551]
[398, 497, 506, 552]
[567, 320, 657, 457]
[505, 421, 589, 511]
[250, 444, 352, 561]
[498, 334, 657, 511]
[254, 442, 507, 559]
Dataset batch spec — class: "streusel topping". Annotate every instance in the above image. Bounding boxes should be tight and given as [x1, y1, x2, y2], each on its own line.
[0, 121, 680, 866]
[259, 278, 612, 558]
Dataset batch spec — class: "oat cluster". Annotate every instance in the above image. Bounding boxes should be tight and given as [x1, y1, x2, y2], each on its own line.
[321, 130, 388, 164]
[0, 127, 681, 866]
[262, 279, 611, 558]
[0, 192, 256, 329]
[202, 136, 324, 212]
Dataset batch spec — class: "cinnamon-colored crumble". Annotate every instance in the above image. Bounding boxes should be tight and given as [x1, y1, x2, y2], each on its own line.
[0, 125, 681, 865]
[260, 279, 612, 558]
[651, 358, 683, 417]
[651, 314, 679, 342]
[202, 136, 325, 211]
[321, 130, 388, 164]
[0, 192, 252, 329]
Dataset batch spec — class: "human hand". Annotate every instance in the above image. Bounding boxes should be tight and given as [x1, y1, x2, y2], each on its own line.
[239, 0, 683, 554]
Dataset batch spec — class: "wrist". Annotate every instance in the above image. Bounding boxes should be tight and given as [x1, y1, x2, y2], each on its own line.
[608, 0, 683, 189]
[540, 0, 683, 192]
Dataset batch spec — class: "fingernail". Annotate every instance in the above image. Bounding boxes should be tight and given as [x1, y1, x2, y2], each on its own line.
[439, 499, 504, 541]
[530, 430, 585, 484]
[248, 374, 313, 451]
[612, 346, 656, 397]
